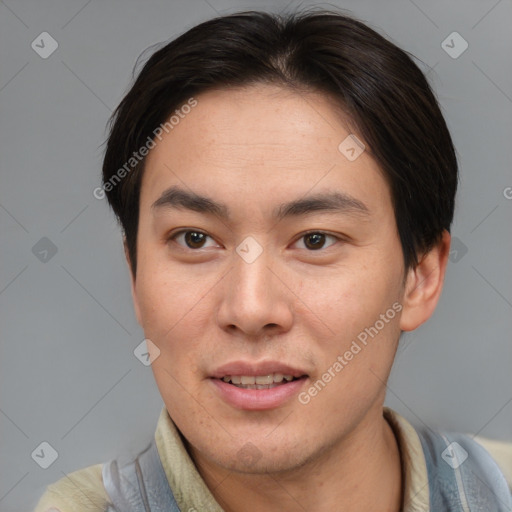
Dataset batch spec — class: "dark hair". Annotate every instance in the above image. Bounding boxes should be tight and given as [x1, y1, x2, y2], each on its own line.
[102, 10, 458, 275]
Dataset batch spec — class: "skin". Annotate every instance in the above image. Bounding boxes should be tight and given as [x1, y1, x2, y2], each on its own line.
[128, 84, 450, 511]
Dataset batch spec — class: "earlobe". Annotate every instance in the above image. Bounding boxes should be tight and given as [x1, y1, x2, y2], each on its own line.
[124, 240, 143, 326]
[399, 230, 451, 332]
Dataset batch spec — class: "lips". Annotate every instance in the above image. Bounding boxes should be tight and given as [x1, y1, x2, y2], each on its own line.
[209, 361, 309, 410]
[211, 361, 308, 381]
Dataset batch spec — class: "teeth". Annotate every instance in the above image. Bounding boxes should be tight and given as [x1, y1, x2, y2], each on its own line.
[221, 373, 298, 387]
[255, 375, 273, 385]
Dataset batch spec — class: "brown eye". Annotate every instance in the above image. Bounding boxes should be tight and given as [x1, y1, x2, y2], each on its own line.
[170, 230, 217, 250]
[293, 231, 339, 251]
[303, 232, 326, 250]
[184, 231, 207, 248]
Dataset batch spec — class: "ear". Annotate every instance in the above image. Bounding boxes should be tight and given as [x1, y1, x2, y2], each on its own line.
[124, 239, 142, 326]
[400, 230, 451, 332]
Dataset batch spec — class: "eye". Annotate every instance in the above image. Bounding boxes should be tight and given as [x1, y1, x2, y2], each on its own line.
[293, 231, 339, 251]
[170, 230, 219, 250]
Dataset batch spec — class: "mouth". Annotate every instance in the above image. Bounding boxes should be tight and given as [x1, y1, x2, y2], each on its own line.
[209, 362, 309, 410]
[219, 373, 306, 389]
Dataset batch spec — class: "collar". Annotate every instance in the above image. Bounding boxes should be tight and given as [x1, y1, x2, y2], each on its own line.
[383, 407, 430, 511]
[155, 406, 430, 511]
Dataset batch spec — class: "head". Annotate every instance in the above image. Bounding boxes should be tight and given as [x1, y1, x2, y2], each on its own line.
[102, 11, 456, 474]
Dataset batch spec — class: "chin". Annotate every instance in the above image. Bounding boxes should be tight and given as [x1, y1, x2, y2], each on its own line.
[220, 450, 306, 475]
[203, 434, 314, 475]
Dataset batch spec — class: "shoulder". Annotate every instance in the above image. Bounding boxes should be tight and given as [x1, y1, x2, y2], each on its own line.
[34, 463, 110, 512]
[416, 428, 512, 510]
[474, 435, 512, 491]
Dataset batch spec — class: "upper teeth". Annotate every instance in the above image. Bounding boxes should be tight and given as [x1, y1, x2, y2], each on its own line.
[222, 374, 295, 384]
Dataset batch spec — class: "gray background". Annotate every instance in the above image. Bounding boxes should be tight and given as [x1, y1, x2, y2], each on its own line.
[1, 0, 511, 509]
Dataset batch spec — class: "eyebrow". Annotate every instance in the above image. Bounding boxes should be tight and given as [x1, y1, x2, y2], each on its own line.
[152, 185, 370, 221]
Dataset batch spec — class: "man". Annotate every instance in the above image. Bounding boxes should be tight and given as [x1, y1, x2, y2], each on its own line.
[35, 10, 512, 511]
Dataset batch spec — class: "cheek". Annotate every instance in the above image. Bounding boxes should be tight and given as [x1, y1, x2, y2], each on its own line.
[297, 257, 402, 399]
[135, 253, 203, 329]
[133, 272, 206, 383]
[299, 260, 400, 336]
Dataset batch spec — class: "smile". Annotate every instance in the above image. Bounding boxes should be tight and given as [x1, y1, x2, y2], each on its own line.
[221, 374, 300, 389]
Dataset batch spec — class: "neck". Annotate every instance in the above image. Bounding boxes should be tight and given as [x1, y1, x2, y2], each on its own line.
[189, 407, 403, 512]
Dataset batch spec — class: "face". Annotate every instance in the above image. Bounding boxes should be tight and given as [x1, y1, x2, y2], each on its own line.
[131, 84, 407, 474]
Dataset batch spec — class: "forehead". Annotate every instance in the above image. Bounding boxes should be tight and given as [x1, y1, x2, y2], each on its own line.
[140, 84, 391, 217]
[155, 85, 349, 156]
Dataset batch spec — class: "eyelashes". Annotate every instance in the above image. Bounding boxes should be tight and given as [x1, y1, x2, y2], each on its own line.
[170, 230, 216, 250]
[168, 229, 341, 252]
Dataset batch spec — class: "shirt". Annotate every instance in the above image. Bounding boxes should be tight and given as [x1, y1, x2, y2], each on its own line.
[34, 406, 512, 511]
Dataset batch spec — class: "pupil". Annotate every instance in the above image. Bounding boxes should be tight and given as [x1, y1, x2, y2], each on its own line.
[186, 231, 205, 248]
[305, 233, 325, 250]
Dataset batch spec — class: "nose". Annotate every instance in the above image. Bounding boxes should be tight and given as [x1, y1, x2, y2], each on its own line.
[216, 246, 294, 339]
